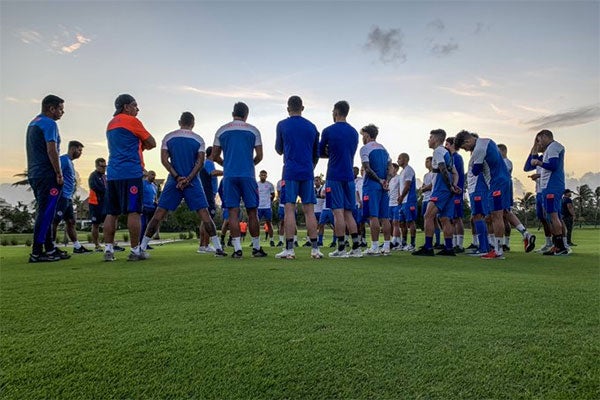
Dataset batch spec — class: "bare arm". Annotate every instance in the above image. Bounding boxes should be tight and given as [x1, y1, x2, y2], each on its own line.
[254, 145, 263, 165]
[46, 142, 63, 185]
[142, 135, 156, 150]
[212, 146, 223, 166]
[362, 161, 387, 189]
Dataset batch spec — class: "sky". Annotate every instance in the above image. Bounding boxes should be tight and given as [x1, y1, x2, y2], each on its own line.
[1, 0, 599, 202]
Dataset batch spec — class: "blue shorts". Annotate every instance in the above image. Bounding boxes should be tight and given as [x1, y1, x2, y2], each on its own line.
[223, 177, 259, 209]
[158, 177, 208, 211]
[429, 190, 454, 218]
[315, 212, 321, 222]
[489, 181, 511, 212]
[258, 208, 273, 221]
[222, 208, 229, 220]
[543, 190, 562, 216]
[285, 179, 316, 204]
[278, 206, 285, 220]
[106, 178, 143, 215]
[54, 196, 75, 223]
[362, 186, 389, 219]
[421, 200, 429, 216]
[536, 193, 545, 220]
[319, 209, 335, 225]
[399, 202, 417, 222]
[325, 180, 356, 211]
[453, 196, 464, 218]
[470, 192, 489, 217]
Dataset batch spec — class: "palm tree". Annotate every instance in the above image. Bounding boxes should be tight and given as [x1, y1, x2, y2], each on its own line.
[594, 186, 600, 227]
[576, 184, 593, 227]
[516, 191, 535, 227]
[12, 170, 31, 190]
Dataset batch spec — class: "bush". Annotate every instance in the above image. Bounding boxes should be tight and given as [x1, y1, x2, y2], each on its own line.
[123, 233, 129, 242]
[10, 239, 18, 246]
[187, 231, 194, 240]
[1, 239, 9, 246]
[25, 239, 32, 247]
[179, 233, 187, 240]
[87, 233, 93, 242]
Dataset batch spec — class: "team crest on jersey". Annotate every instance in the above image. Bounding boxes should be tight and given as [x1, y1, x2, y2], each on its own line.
[50, 188, 59, 196]
[130, 185, 139, 195]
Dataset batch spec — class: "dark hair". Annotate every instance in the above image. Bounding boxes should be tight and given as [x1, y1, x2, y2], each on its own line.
[68, 140, 84, 149]
[95, 157, 106, 166]
[287, 96, 303, 112]
[180, 111, 195, 127]
[259, 170, 267, 174]
[392, 162, 399, 169]
[445, 137, 455, 146]
[497, 143, 507, 152]
[430, 129, 446, 142]
[41, 95, 64, 112]
[399, 153, 410, 162]
[334, 100, 350, 117]
[537, 129, 553, 140]
[454, 130, 472, 149]
[426, 156, 433, 162]
[233, 102, 249, 119]
[361, 124, 379, 139]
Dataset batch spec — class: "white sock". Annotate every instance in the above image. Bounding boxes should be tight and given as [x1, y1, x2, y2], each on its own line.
[453, 235, 457, 247]
[105, 243, 113, 252]
[473, 234, 479, 246]
[546, 236, 553, 246]
[232, 237, 242, 252]
[210, 235, 222, 250]
[392, 236, 398, 245]
[141, 236, 151, 250]
[563, 237, 568, 247]
[496, 238, 504, 255]
[371, 241, 379, 250]
[515, 224, 526, 235]
[251, 236, 260, 250]
[279, 235, 284, 243]
[131, 245, 140, 255]
[293, 235, 298, 243]
[383, 241, 390, 250]
[505, 237, 510, 246]
[457, 235, 464, 248]
[73, 241, 81, 249]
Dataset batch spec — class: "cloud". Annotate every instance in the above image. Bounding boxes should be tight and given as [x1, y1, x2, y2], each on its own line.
[61, 33, 92, 54]
[473, 22, 489, 35]
[427, 18, 445, 32]
[181, 85, 277, 100]
[476, 77, 492, 87]
[523, 104, 600, 131]
[431, 40, 459, 57]
[364, 26, 407, 64]
[15, 29, 42, 44]
[15, 26, 92, 55]
[438, 78, 493, 97]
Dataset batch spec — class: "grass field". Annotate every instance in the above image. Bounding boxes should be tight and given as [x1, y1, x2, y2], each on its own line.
[1, 230, 599, 399]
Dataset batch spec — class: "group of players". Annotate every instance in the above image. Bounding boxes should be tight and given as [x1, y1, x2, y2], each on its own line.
[25, 93, 569, 262]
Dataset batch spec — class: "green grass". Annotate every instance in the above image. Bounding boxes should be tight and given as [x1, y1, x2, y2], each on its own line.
[1, 231, 599, 399]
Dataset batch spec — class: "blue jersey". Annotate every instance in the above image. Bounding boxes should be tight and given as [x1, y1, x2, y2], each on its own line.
[399, 164, 417, 204]
[467, 154, 490, 194]
[202, 159, 218, 195]
[214, 120, 262, 179]
[453, 152, 465, 191]
[275, 116, 319, 181]
[59, 154, 75, 199]
[319, 122, 358, 181]
[539, 141, 565, 193]
[143, 180, 157, 207]
[470, 138, 509, 189]
[26, 114, 61, 179]
[359, 141, 390, 189]
[106, 114, 152, 180]
[432, 145, 453, 194]
[162, 129, 205, 177]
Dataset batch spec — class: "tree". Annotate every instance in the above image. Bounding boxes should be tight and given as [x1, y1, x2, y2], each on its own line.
[576, 184, 593, 227]
[515, 192, 535, 227]
[12, 170, 31, 190]
[595, 186, 600, 227]
[0, 202, 34, 233]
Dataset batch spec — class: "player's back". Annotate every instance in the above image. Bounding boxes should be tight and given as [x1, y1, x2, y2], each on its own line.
[277, 116, 319, 181]
[163, 129, 205, 177]
[215, 120, 260, 178]
[321, 122, 358, 181]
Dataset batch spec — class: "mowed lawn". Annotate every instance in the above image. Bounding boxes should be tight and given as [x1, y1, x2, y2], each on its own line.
[1, 230, 599, 399]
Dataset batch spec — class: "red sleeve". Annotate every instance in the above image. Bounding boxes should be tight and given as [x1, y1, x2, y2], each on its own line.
[127, 117, 151, 141]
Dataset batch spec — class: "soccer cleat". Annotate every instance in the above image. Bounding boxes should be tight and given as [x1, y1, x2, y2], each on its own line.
[104, 251, 116, 262]
[196, 246, 208, 254]
[542, 246, 557, 256]
[466, 243, 478, 250]
[360, 241, 368, 248]
[453, 246, 465, 254]
[73, 246, 92, 254]
[524, 234, 536, 253]
[146, 244, 154, 250]
[347, 248, 363, 258]
[48, 248, 70, 260]
[94, 246, 104, 252]
[403, 244, 416, 252]
[412, 247, 434, 256]
[380, 248, 391, 256]
[127, 251, 145, 261]
[275, 249, 291, 259]
[328, 242, 337, 248]
[536, 244, 552, 253]
[502, 244, 510, 252]
[28, 252, 60, 263]
[252, 247, 268, 257]
[363, 248, 381, 257]
[270, 240, 276, 247]
[433, 244, 445, 250]
[303, 241, 312, 247]
[214, 249, 227, 257]
[113, 245, 126, 252]
[310, 248, 324, 259]
[480, 250, 505, 260]
[567, 242, 577, 247]
[205, 245, 216, 253]
[437, 248, 456, 256]
[231, 250, 243, 259]
[328, 249, 349, 258]
[554, 248, 570, 256]
[468, 249, 487, 256]
[276, 241, 284, 247]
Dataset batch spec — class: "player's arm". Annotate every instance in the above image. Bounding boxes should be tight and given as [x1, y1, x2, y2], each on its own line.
[437, 162, 454, 190]
[312, 130, 320, 167]
[254, 145, 263, 165]
[275, 126, 283, 156]
[46, 142, 63, 185]
[161, 149, 179, 179]
[319, 131, 329, 158]
[212, 146, 223, 166]
[188, 151, 205, 180]
[362, 161, 385, 188]
[528, 173, 540, 181]
[142, 136, 156, 150]
[567, 202, 575, 218]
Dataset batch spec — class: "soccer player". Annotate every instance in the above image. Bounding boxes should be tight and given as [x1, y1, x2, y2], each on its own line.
[465, 133, 491, 255]
[445, 137, 466, 253]
[359, 124, 392, 256]
[313, 176, 326, 246]
[387, 163, 401, 250]
[274, 96, 322, 259]
[140, 112, 225, 257]
[319, 101, 362, 258]
[419, 156, 442, 248]
[88, 157, 107, 251]
[529, 129, 568, 255]
[212, 102, 267, 258]
[454, 130, 512, 259]
[498, 143, 536, 253]
[52, 140, 91, 253]
[353, 166, 367, 247]
[103, 94, 157, 262]
[413, 129, 459, 257]
[562, 189, 576, 247]
[256, 170, 276, 247]
[26, 94, 71, 262]
[141, 170, 158, 248]
[397, 153, 417, 252]
[198, 146, 220, 253]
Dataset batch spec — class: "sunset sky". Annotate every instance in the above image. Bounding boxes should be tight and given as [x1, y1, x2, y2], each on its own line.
[1, 1, 598, 200]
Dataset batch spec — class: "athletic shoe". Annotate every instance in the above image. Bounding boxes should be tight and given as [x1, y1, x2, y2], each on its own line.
[270, 240, 276, 247]
[403, 244, 416, 252]
[347, 248, 364, 258]
[390, 242, 400, 250]
[252, 247, 268, 257]
[466, 243, 478, 250]
[294, 241, 299, 247]
[276, 241, 284, 247]
[146, 244, 154, 250]
[437, 248, 456, 256]
[412, 247, 434, 256]
[536, 244, 552, 253]
[113, 245, 126, 252]
[231, 250, 243, 259]
[205, 245, 216, 253]
[48, 248, 71, 259]
[275, 249, 293, 259]
[328, 242, 337, 248]
[567, 242, 577, 247]
[481, 250, 505, 260]
[310, 248, 324, 259]
[214, 249, 227, 257]
[328, 249, 349, 258]
[197, 246, 208, 253]
[127, 251, 148, 261]
[468, 249, 487, 256]
[453, 246, 465, 254]
[104, 251, 115, 262]
[73, 246, 92, 254]
[542, 246, 557, 256]
[380, 248, 391, 256]
[360, 241, 368, 248]
[303, 241, 312, 247]
[433, 244, 445, 250]
[28, 252, 60, 263]
[524, 234, 536, 253]
[363, 248, 381, 257]
[555, 248, 570, 256]
[94, 246, 104, 252]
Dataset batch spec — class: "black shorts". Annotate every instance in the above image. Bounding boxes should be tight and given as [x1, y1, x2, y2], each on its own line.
[89, 203, 106, 224]
[54, 197, 74, 222]
[106, 178, 143, 215]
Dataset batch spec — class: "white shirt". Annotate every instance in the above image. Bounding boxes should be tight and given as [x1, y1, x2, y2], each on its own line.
[257, 180, 274, 209]
[388, 175, 400, 206]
